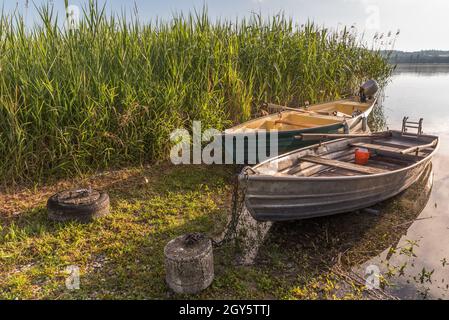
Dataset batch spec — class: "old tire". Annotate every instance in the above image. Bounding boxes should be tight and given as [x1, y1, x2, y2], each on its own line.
[47, 189, 110, 223]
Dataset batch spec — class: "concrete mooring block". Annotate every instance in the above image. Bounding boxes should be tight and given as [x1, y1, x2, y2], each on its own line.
[164, 233, 214, 294]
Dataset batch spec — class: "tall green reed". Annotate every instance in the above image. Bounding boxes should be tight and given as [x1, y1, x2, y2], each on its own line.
[0, 1, 393, 184]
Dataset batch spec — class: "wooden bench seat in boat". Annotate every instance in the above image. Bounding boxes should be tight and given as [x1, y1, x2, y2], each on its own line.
[350, 142, 428, 159]
[298, 155, 387, 175]
[350, 142, 407, 153]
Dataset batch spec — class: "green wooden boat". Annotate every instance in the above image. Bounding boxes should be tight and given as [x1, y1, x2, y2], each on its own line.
[222, 96, 377, 164]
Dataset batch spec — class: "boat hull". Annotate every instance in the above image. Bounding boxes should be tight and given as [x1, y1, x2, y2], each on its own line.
[240, 130, 438, 221]
[242, 160, 431, 221]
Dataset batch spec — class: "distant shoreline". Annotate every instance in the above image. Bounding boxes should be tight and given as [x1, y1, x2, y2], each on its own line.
[391, 63, 449, 75]
[383, 50, 449, 64]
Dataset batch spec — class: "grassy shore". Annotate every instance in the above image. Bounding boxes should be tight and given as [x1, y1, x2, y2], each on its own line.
[0, 1, 403, 300]
[0, 163, 432, 299]
[0, 1, 393, 184]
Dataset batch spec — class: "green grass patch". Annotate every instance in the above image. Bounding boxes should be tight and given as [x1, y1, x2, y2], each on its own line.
[0, 163, 432, 300]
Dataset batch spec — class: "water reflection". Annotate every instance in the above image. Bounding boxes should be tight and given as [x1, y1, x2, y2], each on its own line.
[356, 136, 449, 299]
[356, 163, 442, 299]
[368, 92, 387, 132]
[358, 64, 449, 299]
[383, 65, 449, 133]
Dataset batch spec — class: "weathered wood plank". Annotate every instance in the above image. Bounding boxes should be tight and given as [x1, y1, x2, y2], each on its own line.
[400, 140, 437, 154]
[274, 120, 316, 128]
[266, 103, 309, 113]
[283, 149, 354, 175]
[267, 103, 351, 118]
[370, 139, 411, 149]
[350, 142, 406, 154]
[295, 132, 389, 141]
[351, 142, 429, 159]
[299, 155, 388, 174]
[371, 155, 413, 166]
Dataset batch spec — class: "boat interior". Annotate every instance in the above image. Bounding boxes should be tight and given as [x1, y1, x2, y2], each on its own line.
[226, 113, 343, 133]
[307, 99, 372, 116]
[226, 98, 373, 133]
[254, 131, 438, 178]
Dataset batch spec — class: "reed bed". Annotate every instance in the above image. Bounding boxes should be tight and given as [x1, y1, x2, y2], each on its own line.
[0, 1, 393, 184]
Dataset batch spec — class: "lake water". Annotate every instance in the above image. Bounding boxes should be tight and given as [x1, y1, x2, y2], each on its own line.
[359, 64, 449, 299]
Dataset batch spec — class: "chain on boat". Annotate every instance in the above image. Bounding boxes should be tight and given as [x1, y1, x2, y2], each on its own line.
[212, 166, 251, 248]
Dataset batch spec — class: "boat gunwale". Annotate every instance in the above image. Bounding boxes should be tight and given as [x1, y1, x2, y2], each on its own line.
[242, 130, 439, 182]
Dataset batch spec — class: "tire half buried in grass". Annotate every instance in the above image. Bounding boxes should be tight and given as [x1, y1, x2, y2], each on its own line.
[47, 189, 110, 223]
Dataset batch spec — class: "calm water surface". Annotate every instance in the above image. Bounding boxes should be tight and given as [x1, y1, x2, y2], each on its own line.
[360, 64, 449, 299]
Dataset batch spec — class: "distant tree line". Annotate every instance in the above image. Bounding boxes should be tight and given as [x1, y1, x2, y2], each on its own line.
[383, 50, 449, 64]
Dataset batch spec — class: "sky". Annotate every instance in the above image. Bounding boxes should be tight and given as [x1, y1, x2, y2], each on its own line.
[1, 0, 448, 51]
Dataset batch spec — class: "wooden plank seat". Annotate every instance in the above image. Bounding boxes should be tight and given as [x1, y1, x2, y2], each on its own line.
[298, 155, 387, 175]
[370, 140, 412, 149]
[351, 141, 431, 158]
[350, 142, 406, 154]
